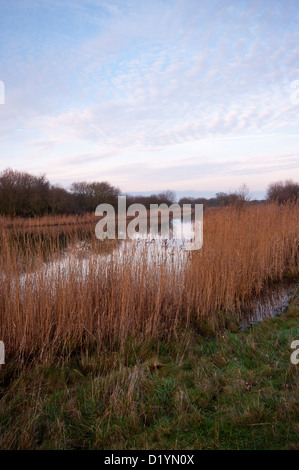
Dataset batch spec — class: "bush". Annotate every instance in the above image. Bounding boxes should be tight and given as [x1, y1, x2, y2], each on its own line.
[266, 180, 299, 204]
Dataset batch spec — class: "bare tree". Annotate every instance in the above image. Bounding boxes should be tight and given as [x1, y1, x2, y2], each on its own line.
[48, 185, 77, 214]
[266, 179, 299, 204]
[236, 183, 251, 202]
[0, 168, 50, 217]
[70, 181, 121, 212]
[157, 190, 176, 205]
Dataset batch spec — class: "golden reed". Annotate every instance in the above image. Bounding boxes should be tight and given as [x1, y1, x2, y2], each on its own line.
[0, 203, 298, 362]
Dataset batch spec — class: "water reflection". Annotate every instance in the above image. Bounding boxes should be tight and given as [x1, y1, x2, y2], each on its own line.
[240, 282, 297, 329]
[13, 218, 193, 289]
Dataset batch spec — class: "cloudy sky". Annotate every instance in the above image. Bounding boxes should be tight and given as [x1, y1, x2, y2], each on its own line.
[0, 0, 298, 198]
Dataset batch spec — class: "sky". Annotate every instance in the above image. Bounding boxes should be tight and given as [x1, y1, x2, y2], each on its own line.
[0, 0, 298, 199]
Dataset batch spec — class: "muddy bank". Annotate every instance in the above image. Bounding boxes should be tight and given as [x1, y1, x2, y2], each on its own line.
[239, 278, 298, 329]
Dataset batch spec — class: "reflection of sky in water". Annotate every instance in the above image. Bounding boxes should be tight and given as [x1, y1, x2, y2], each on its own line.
[128, 218, 199, 246]
[240, 284, 297, 329]
[14, 219, 195, 291]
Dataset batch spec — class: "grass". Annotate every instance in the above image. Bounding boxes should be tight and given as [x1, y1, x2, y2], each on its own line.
[0, 286, 298, 450]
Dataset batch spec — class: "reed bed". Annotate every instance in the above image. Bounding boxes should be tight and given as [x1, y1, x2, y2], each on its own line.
[0, 203, 298, 363]
[0, 212, 96, 231]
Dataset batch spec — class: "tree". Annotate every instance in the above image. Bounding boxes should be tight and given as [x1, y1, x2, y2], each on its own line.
[70, 181, 121, 212]
[156, 190, 176, 205]
[215, 192, 238, 206]
[48, 185, 77, 214]
[236, 183, 251, 202]
[266, 179, 299, 204]
[125, 191, 177, 210]
[214, 184, 250, 208]
[0, 168, 50, 217]
[178, 196, 207, 207]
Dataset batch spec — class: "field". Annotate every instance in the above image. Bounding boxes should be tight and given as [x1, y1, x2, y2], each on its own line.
[0, 203, 298, 449]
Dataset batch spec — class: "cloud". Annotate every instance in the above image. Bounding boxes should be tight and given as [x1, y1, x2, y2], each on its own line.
[0, 0, 299, 190]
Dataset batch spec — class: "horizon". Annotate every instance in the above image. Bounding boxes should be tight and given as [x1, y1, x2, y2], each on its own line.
[0, 1, 298, 193]
[0, 166, 268, 200]
[127, 188, 266, 200]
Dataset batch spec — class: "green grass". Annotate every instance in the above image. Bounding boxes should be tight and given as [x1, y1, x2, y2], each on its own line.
[0, 288, 298, 450]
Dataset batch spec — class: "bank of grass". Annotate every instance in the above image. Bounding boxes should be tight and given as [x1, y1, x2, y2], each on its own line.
[0, 286, 298, 450]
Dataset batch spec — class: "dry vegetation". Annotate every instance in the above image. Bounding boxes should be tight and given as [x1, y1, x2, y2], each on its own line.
[0, 203, 298, 364]
[0, 212, 96, 230]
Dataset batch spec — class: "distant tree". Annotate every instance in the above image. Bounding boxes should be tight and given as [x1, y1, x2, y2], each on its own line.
[48, 185, 77, 214]
[178, 196, 207, 207]
[213, 184, 250, 208]
[126, 191, 176, 210]
[70, 181, 121, 212]
[156, 190, 176, 205]
[0, 168, 50, 217]
[266, 179, 299, 204]
[234, 183, 251, 210]
[214, 192, 238, 206]
[236, 183, 251, 202]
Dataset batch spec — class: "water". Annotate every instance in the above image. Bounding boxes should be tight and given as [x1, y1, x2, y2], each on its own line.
[12, 219, 191, 291]
[7, 218, 298, 328]
[239, 281, 298, 329]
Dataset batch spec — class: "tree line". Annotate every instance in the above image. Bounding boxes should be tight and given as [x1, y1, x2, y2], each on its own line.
[0, 168, 298, 217]
[179, 181, 299, 207]
[0, 169, 177, 217]
[0, 169, 121, 217]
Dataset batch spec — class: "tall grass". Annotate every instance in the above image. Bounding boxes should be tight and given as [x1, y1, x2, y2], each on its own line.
[0, 203, 298, 363]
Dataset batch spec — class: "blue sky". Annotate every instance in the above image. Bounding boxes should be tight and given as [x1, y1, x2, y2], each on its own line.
[0, 0, 298, 198]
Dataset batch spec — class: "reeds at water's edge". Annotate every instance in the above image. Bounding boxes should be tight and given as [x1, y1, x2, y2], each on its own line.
[0, 203, 298, 362]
